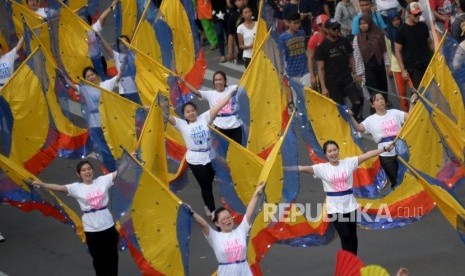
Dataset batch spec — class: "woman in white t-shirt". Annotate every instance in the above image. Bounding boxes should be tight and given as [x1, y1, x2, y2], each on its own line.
[167, 89, 236, 216]
[179, 71, 243, 145]
[185, 183, 265, 276]
[33, 160, 119, 276]
[350, 92, 416, 190]
[298, 140, 392, 255]
[66, 66, 120, 172]
[236, 6, 257, 68]
[0, 36, 24, 88]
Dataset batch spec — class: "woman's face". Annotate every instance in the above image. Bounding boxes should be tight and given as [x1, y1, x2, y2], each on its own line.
[215, 210, 234, 232]
[392, 17, 401, 28]
[359, 19, 369, 33]
[84, 69, 99, 84]
[242, 7, 253, 20]
[325, 144, 340, 163]
[371, 93, 386, 111]
[77, 163, 94, 183]
[27, 0, 38, 11]
[183, 104, 198, 122]
[213, 73, 226, 92]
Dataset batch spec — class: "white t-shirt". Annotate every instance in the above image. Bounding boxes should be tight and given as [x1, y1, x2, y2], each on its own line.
[205, 217, 253, 276]
[361, 109, 405, 157]
[174, 111, 213, 165]
[66, 174, 115, 232]
[313, 157, 359, 214]
[35, 8, 47, 18]
[376, 0, 401, 12]
[78, 77, 118, 128]
[236, 22, 257, 59]
[113, 50, 137, 95]
[0, 50, 18, 86]
[199, 85, 242, 129]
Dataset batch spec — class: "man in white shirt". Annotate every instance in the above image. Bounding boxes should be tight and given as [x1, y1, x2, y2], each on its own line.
[0, 36, 24, 88]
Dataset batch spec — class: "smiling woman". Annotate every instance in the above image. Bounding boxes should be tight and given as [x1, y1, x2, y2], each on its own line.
[184, 183, 265, 276]
[297, 140, 392, 255]
[32, 160, 119, 276]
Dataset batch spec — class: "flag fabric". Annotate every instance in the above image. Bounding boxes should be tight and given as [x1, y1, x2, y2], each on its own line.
[0, 153, 85, 242]
[114, 0, 139, 39]
[111, 151, 192, 275]
[419, 35, 465, 132]
[78, 80, 145, 171]
[46, 0, 106, 83]
[237, 29, 287, 157]
[0, 48, 72, 174]
[399, 158, 465, 244]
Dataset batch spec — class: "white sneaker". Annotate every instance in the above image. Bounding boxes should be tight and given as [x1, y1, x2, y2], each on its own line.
[0, 232, 5, 242]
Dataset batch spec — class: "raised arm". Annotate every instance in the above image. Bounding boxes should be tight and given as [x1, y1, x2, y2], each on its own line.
[14, 36, 25, 53]
[185, 204, 210, 236]
[98, 0, 118, 27]
[32, 180, 68, 193]
[178, 77, 201, 97]
[357, 143, 394, 165]
[208, 88, 236, 121]
[98, 32, 115, 59]
[245, 183, 265, 224]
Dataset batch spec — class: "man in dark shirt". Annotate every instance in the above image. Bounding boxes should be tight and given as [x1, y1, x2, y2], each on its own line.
[395, 2, 433, 88]
[315, 18, 363, 120]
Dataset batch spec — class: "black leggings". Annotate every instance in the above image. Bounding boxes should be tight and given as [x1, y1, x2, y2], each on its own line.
[329, 211, 358, 255]
[85, 226, 119, 276]
[379, 155, 399, 189]
[216, 126, 243, 146]
[188, 162, 216, 212]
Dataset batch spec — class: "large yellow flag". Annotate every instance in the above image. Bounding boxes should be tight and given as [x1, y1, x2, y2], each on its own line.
[159, 0, 195, 75]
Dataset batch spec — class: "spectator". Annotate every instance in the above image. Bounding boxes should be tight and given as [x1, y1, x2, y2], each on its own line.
[451, 0, 465, 43]
[430, 0, 456, 33]
[395, 2, 433, 88]
[237, 6, 257, 68]
[375, 0, 403, 22]
[279, 11, 311, 106]
[353, 14, 391, 104]
[335, 0, 358, 38]
[227, 0, 247, 64]
[352, 0, 387, 35]
[307, 14, 329, 89]
[197, 0, 218, 50]
[212, 0, 230, 63]
[315, 18, 363, 121]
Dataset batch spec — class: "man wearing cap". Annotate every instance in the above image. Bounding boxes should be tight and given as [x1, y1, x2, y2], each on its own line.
[395, 2, 433, 88]
[307, 14, 329, 89]
[315, 18, 364, 121]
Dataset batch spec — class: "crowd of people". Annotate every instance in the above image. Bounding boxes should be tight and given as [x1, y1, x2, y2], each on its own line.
[3, 0, 462, 274]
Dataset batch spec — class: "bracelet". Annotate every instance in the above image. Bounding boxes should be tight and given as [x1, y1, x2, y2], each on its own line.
[111, 5, 116, 11]
[287, 102, 295, 109]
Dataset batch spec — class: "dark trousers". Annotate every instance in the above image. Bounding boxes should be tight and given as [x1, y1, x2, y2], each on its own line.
[85, 226, 119, 276]
[214, 20, 228, 57]
[216, 126, 243, 145]
[407, 67, 426, 89]
[328, 81, 363, 119]
[188, 162, 216, 212]
[379, 155, 399, 189]
[329, 211, 358, 255]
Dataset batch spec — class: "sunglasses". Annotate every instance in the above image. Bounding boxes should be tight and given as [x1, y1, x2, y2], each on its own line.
[331, 26, 341, 31]
[411, 12, 422, 17]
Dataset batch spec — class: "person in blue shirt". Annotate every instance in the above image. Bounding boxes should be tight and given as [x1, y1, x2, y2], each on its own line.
[352, 0, 387, 35]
